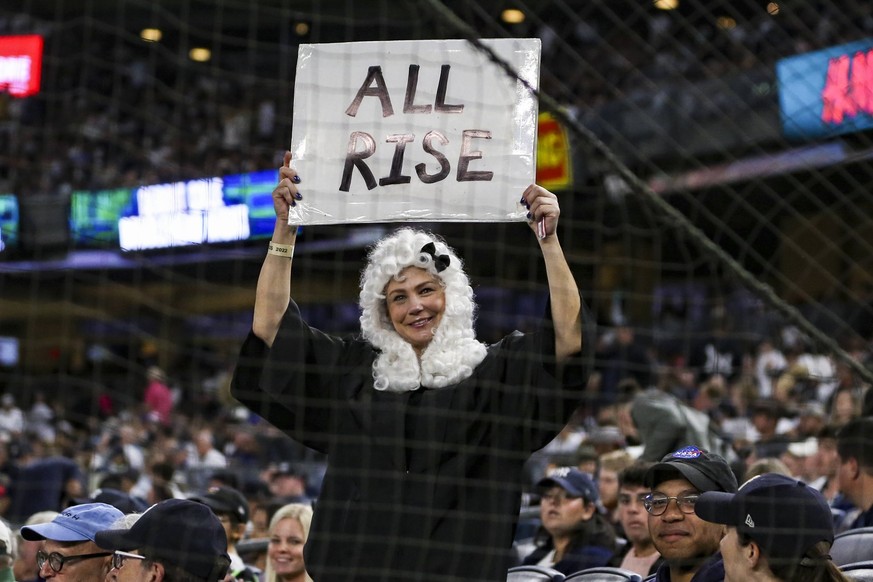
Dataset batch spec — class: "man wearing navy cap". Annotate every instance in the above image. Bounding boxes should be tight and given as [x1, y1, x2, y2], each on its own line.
[695, 473, 843, 582]
[644, 446, 738, 582]
[20, 502, 124, 581]
[95, 498, 230, 582]
[189, 486, 259, 581]
[521, 467, 618, 575]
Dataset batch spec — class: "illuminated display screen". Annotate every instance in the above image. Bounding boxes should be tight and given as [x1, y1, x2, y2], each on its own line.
[777, 38, 873, 140]
[222, 169, 279, 239]
[0, 34, 43, 98]
[70, 188, 135, 246]
[70, 170, 279, 251]
[0, 194, 19, 253]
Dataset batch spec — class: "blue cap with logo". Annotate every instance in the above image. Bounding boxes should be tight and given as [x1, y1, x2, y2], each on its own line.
[20, 502, 124, 542]
[537, 466, 599, 502]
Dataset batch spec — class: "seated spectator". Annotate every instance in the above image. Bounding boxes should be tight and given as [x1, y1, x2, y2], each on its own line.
[189, 485, 260, 581]
[811, 425, 842, 504]
[0, 518, 16, 582]
[13, 510, 58, 582]
[20, 503, 124, 581]
[644, 446, 739, 582]
[750, 400, 791, 460]
[695, 473, 849, 582]
[264, 503, 313, 582]
[266, 463, 309, 505]
[95, 498, 231, 582]
[743, 457, 791, 481]
[608, 462, 663, 577]
[836, 417, 873, 529]
[521, 467, 618, 576]
[597, 449, 634, 529]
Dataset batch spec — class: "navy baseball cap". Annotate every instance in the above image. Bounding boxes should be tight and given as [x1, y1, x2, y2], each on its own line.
[189, 485, 250, 524]
[21, 503, 124, 542]
[537, 467, 599, 502]
[695, 473, 834, 562]
[95, 499, 230, 582]
[645, 446, 738, 493]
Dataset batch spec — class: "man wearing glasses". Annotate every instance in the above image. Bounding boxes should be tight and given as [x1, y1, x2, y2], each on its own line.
[643, 446, 738, 582]
[19, 502, 124, 581]
[94, 498, 230, 582]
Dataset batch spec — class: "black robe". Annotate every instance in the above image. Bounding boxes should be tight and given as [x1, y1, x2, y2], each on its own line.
[231, 300, 591, 581]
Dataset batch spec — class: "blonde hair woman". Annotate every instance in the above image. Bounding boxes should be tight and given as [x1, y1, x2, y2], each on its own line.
[264, 504, 312, 582]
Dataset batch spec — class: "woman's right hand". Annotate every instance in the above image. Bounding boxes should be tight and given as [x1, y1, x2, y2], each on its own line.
[273, 151, 303, 223]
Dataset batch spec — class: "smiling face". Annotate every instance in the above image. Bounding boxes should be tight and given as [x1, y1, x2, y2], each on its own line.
[647, 477, 724, 565]
[384, 266, 446, 356]
[268, 517, 306, 580]
[719, 527, 748, 582]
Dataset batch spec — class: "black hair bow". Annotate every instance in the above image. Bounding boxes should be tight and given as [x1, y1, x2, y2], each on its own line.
[420, 242, 450, 273]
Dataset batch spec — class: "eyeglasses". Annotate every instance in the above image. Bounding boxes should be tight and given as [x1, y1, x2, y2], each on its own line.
[36, 550, 112, 573]
[618, 492, 649, 506]
[111, 551, 147, 570]
[540, 490, 582, 505]
[643, 492, 700, 515]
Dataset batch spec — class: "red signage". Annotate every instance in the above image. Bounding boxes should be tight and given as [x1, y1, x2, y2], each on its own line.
[821, 49, 873, 124]
[0, 35, 43, 98]
[536, 112, 572, 190]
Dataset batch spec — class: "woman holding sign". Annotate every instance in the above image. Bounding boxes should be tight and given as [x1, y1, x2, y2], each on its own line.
[232, 151, 591, 581]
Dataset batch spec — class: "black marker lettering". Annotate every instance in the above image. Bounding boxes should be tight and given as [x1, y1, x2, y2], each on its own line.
[379, 134, 415, 186]
[340, 131, 378, 191]
[457, 130, 493, 182]
[415, 131, 451, 184]
[345, 66, 394, 118]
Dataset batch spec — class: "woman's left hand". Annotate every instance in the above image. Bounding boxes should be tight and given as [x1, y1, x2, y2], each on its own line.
[520, 184, 560, 239]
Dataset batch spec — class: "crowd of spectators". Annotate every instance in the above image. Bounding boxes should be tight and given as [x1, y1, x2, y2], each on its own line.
[3, 3, 873, 199]
[1, 3, 873, 580]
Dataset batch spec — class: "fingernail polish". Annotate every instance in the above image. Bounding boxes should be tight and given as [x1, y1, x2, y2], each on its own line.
[292, 175, 301, 184]
[295, 192, 303, 200]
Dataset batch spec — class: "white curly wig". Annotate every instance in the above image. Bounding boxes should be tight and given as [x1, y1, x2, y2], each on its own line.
[359, 228, 487, 392]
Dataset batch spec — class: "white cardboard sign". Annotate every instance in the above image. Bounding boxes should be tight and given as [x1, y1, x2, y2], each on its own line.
[288, 38, 541, 225]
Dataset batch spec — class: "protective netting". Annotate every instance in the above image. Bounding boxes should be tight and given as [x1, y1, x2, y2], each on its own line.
[0, 0, 872, 579]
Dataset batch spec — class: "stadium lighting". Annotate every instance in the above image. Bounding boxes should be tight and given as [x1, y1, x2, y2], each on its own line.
[295, 22, 310, 36]
[654, 0, 679, 10]
[501, 9, 525, 24]
[716, 16, 737, 29]
[140, 28, 162, 42]
[189, 47, 211, 62]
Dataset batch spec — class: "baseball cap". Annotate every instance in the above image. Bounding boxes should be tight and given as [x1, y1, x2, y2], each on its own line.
[537, 467, 599, 502]
[21, 503, 124, 542]
[95, 499, 230, 582]
[189, 485, 250, 523]
[645, 446, 738, 493]
[695, 473, 833, 562]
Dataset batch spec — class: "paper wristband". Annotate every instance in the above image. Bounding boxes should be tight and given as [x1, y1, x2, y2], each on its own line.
[267, 241, 294, 258]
